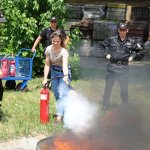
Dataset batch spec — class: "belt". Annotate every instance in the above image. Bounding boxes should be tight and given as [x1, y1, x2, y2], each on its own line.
[111, 61, 128, 66]
[52, 66, 63, 72]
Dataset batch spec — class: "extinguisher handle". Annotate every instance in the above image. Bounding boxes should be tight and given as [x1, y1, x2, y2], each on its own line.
[43, 82, 49, 89]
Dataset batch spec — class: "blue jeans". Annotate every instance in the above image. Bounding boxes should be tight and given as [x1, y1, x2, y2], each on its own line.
[51, 65, 71, 116]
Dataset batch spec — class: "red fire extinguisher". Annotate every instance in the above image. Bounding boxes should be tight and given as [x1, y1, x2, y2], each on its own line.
[40, 84, 50, 124]
[1, 58, 9, 77]
[9, 59, 16, 77]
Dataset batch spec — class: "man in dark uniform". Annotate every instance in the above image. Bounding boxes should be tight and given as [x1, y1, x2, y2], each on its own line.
[0, 70, 3, 107]
[31, 16, 70, 53]
[101, 21, 143, 110]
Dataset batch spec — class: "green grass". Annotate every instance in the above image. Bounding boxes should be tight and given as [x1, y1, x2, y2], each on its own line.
[0, 78, 65, 141]
[0, 65, 150, 141]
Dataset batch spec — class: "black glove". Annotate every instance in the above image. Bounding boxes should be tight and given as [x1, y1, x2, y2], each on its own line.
[133, 43, 143, 50]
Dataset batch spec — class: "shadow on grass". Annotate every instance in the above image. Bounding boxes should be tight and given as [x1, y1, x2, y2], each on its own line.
[79, 67, 106, 80]
[0, 109, 9, 122]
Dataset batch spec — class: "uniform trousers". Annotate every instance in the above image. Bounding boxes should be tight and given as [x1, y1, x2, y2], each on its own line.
[0, 79, 3, 103]
[102, 69, 129, 106]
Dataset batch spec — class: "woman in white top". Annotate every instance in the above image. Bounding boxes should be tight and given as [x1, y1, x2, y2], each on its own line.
[43, 31, 71, 122]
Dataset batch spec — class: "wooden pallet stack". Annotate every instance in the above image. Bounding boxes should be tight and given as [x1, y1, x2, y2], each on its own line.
[106, 3, 127, 21]
[128, 7, 150, 43]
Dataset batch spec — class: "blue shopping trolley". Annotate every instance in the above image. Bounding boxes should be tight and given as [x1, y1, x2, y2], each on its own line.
[1, 48, 36, 91]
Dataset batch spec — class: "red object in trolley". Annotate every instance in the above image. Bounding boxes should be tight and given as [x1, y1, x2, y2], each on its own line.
[9, 59, 16, 76]
[1, 58, 9, 77]
[40, 85, 50, 124]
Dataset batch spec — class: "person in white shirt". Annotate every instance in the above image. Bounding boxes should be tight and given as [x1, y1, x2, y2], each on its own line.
[43, 31, 71, 122]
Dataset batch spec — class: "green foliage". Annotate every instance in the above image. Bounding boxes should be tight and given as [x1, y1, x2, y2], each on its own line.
[67, 28, 82, 79]
[69, 53, 80, 80]
[0, 0, 80, 79]
[0, 0, 67, 74]
[67, 28, 82, 54]
[0, 78, 66, 140]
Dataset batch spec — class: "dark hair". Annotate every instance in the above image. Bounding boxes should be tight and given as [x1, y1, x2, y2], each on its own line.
[51, 30, 65, 47]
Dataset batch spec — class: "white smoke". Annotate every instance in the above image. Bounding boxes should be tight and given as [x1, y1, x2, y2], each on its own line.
[63, 90, 98, 134]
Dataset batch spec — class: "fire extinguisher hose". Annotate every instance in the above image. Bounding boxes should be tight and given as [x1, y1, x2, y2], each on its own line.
[45, 75, 74, 90]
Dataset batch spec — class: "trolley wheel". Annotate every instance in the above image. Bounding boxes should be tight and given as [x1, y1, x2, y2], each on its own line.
[5, 80, 16, 90]
[16, 82, 29, 92]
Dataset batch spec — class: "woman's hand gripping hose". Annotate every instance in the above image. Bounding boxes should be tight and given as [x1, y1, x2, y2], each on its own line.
[63, 75, 69, 85]
[42, 75, 70, 90]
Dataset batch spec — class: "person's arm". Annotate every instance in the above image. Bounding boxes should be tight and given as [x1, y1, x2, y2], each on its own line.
[43, 56, 50, 85]
[129, 40, 143, 62]
[103, 37, 111, 60]
[31, 36, 42, 52]
[0, 69, 3, 77]
[62, 50, 69, 84]
[128, 56, 133, 62]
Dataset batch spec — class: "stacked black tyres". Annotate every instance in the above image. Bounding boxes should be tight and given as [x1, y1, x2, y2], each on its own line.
[131, 7, 150, 21]
[93, 21, 118, 40]
[92, 21, 118, 57]
[129, 6, 150, 43]
[128, 20, 149, 43]
[66, 4, 83, 20]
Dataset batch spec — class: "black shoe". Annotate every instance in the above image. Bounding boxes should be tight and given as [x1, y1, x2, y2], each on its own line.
[53, 114, 58, 118]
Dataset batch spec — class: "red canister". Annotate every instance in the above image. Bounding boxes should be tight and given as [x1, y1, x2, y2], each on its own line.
[1, 58, 9, 77]
[40, 86, 50, 124]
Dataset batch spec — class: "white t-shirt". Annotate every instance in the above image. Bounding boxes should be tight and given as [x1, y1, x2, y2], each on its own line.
[45, 45, 69, 66]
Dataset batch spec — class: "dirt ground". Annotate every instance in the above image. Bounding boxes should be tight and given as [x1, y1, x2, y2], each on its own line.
[0, 135, 46, 150]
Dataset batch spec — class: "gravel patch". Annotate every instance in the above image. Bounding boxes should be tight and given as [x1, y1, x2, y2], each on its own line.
[0, 135, 46, 150]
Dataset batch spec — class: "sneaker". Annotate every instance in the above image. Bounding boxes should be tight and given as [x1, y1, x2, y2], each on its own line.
[54, 115, 63, 123]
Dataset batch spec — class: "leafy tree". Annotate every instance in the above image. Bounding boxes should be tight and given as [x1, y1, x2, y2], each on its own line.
[0, 0, 80, 78]
[1, 0, 67, 51]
